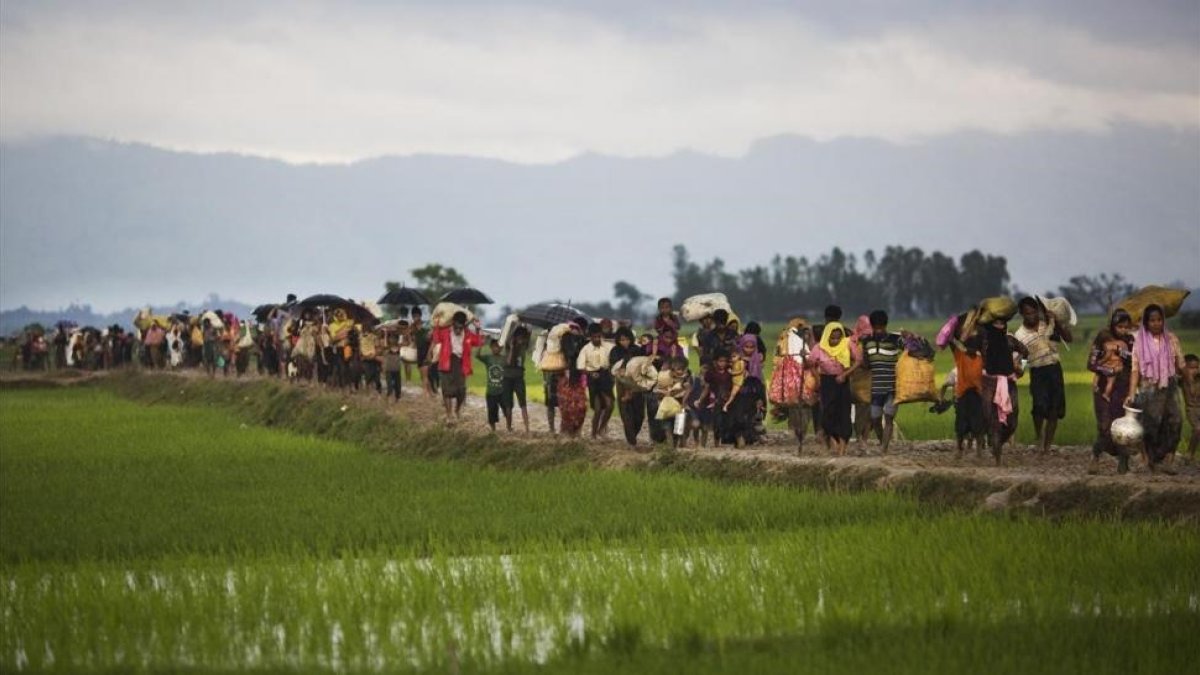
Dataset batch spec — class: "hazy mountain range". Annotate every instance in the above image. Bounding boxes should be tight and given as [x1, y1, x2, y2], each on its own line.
[1, 125, 1197, 328]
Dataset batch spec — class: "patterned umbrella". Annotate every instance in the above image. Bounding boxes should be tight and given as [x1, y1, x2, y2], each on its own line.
[517, 302, 590, 329]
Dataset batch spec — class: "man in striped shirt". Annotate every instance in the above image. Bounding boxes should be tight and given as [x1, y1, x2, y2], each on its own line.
[860, 310, 906, 454]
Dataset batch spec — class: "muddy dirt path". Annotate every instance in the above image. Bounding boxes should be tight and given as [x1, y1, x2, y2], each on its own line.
[6, 368, 1199, 510]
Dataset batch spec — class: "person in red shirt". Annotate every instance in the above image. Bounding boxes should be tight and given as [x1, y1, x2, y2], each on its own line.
[431, 311, 484, 424]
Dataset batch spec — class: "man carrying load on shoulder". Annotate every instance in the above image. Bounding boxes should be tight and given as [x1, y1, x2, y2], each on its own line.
[1014, 296, 1072, 454]
[859, 310, 907, 454]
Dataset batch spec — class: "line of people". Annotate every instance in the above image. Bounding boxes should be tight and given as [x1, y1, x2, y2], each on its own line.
[23, 292, 1198, 474]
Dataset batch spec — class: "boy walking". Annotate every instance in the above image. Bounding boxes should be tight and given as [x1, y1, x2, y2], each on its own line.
[1014, 297, 1072, 453]
[477, 338, 511, 432]
[1183, 354, 1199, 463]
[859, 310, 905, 453]
[577, 323, 615, 438]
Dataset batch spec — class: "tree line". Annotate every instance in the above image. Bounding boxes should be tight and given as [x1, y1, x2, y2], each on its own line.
[668, 244, 1012, 321]
[386, 249, 1173, 325]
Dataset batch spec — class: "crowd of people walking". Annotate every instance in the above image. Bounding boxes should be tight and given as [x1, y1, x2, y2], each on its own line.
[8, 289, 1198, 475]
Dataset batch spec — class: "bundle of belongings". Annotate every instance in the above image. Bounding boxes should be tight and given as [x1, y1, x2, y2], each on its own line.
[612, 355, 658, 391]
[895, 335, 939, 404]
[1116, 286, 1191, 323]
[430, 302, 475, 329]
[680, 293, 732, 322]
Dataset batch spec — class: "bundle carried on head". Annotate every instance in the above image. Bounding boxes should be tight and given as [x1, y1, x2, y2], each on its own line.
[977, 296, 1017, 323]
[430, 302, 474, 328]
[680, 293, 732, 322]
[1116, 286, 1191, 324]
[1035, 296, 1077, 327]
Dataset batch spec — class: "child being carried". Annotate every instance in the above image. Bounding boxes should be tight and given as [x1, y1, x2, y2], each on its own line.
[1092, 329, 1126, 402]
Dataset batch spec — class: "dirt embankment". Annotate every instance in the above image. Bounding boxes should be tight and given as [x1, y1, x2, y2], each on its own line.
[6, 369, 1199, 522]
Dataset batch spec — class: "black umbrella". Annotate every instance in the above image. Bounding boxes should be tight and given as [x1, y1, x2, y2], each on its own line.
[297, 293, 350, 308]
[517, 302, 590, 329]
[297, 294, 379, 327]
[379, 287, 432, 306]
[55, 320, 78, 331]
[251, 304, 279, 322]
[440, 287, 494, 305]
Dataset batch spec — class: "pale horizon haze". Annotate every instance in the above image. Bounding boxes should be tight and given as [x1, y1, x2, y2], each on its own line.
[1, 0, 1197, 314]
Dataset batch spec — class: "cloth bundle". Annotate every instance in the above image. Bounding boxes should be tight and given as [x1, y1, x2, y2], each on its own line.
[430, 302, 475, 328]
[680, 293, 732, 322]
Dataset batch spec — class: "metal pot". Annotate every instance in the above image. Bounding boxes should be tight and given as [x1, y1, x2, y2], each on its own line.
[1111, 406, 1144, 447]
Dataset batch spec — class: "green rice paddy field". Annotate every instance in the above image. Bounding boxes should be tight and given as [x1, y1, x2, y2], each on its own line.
[467, 316, 1200, 446]
[2, 386, 1198, 673]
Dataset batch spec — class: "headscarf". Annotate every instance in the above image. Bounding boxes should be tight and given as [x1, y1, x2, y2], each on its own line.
[737, 334, 764, 379]
[851, 315, 872, 343]
[1134, 308, 1176, 389]
[818, 320, 852, 368]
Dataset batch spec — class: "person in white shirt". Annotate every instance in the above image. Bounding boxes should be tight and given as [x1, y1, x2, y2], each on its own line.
[577, 323, 615, 438]
[1014, 297, 1073, 454]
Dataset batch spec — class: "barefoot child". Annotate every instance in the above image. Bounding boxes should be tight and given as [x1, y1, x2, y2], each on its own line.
[686, 368, 711, 447]
[655, 355, 693, 448]
[949, 334, 986, 457]
[1184, 354, 1199, 463]
[503, 325, 532, 433]
[477, 338, 511, 432]
[696, 350, 734, 447]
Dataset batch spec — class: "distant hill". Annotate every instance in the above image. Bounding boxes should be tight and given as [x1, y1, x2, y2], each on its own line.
[0, 295, 255, 335]
[2, 126, 1197, 317]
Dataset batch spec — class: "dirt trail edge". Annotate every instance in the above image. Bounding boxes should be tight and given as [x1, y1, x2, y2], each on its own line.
[11, 370, 1197, 523]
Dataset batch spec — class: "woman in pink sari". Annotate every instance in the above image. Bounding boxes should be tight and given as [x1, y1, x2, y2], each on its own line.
[1125, 304, 1187, 473]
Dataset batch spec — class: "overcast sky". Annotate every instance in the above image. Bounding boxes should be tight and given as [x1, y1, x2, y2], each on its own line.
[2, 0, 1197, 163]
[1, 1, 1198, 313]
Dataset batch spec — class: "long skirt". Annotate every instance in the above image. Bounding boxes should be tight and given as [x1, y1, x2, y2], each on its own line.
[819, 375, 853, 442]
[723, 377, 763, 444]
[1140, 382, 1182, 465]
[558, 372, 588, 435]
[1092, 372, 1130, 459]
[981, 376, 1018, 445]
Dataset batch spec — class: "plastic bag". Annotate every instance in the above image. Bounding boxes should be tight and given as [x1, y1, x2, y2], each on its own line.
[935, 314, 959, 349]
[656, 396, 683, 420]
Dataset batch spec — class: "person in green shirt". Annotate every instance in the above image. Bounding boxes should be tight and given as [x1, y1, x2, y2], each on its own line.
[477, 339, 512, 431]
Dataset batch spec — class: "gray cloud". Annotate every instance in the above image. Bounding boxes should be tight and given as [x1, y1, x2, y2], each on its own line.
[1, 1, 1196, 163]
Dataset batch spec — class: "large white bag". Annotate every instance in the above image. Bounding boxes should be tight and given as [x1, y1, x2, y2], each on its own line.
[614, 355, 658, 391]
[680, 293, 732, 322]
[431, 302, 474, 328]
[1036, 296, 1077, 327]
